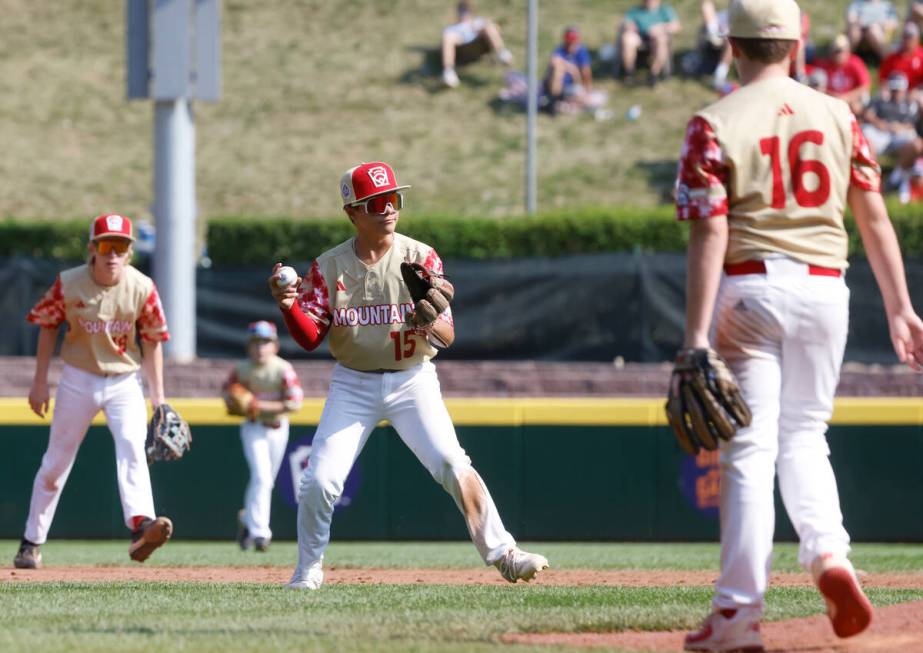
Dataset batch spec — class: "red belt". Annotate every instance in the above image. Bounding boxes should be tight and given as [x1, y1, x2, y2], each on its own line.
[723, 260, 842, 277]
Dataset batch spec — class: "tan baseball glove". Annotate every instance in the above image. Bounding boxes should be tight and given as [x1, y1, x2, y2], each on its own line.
[664, 348, 752, 454]
[225, 382, 254, 417]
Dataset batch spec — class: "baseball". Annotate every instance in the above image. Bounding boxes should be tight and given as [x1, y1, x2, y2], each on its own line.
[276, 266, 298, 288]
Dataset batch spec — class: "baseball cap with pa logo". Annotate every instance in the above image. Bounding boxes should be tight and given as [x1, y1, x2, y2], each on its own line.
[89, 213, 134, 241]
[728, 0, 801, 41]
[339, 162, 411, 206]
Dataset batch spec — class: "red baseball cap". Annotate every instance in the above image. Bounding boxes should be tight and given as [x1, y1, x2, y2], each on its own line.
[563, 27, 580, 44]
[339, 162, 410, 206]
[89, 214, 134, 241]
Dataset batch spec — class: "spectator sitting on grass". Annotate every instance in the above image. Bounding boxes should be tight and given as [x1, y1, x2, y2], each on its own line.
[543, 26, 606, 115]
[847, 0, 900, 61]
[909, 0, 923, 32]
[617, 0, 681, 87]
[441, 1, 513, 88]
[880, 21, 923, 90]
[861, 72, 919, 164]
[815, 34, 871, 113]
[680, 1, 732, 90]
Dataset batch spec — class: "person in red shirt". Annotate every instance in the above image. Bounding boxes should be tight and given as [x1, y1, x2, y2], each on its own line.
[815, 34, 871, 112]
[879, 21, 923, 89]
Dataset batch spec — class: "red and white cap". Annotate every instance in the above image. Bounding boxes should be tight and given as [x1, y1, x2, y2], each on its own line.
[339, 162, 410, 206]
[89, 213, 134, 242]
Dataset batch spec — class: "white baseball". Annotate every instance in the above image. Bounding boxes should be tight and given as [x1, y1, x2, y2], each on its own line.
[276, 266, 298, 288]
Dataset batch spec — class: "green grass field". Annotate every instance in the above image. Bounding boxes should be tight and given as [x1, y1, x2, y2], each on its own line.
[3, 541, 922, 653]
[1, 0, 854, 221]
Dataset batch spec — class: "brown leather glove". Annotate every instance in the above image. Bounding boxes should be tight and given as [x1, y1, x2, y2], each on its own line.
[224, 382, 254, 417]
[400, 261, 455, 328]
[664, 348, 752, 454]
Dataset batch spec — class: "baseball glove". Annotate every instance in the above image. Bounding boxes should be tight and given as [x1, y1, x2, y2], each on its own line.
[664, 348, 752, 455]
[224, 382, 254, 417]
[145, 403, 192, 465]
[400, 261, 455, 328]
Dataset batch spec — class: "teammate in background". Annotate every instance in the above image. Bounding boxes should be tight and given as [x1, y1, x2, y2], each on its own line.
[674, 0, 923, 651]
[268, 161, 548, 590]
[223, 321, 303, 552]
[14, 214, 173, 569]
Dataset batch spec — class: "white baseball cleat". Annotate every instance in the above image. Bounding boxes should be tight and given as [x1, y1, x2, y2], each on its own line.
[684, 607, 765, 653]
[494, 547, 549, 583]
[812, 553, 873, 638]
[285, 559, 324, 590]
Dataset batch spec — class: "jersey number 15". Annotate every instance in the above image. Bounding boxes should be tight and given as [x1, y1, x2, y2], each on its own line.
[759, 130, 831, 209]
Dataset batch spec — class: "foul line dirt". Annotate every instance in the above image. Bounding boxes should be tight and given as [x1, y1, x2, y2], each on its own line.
[4, 567, 923, 589]
[504, 600, 923, 653]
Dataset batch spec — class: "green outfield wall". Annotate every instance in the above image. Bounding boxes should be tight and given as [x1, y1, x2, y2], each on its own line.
[1, 398, 921, 542]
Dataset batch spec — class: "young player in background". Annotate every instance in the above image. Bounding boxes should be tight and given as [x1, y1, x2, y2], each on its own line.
[14, 214, 173, 569]
[673, 0, 923, 650]
[223, 320, 303, 552]
[268, 161, 548, 590]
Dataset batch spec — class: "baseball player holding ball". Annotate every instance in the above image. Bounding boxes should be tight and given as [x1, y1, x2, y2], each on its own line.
[223, 320, 303, 552]
[671, 1, 923, 650]
[14, 214, 174, 569]
[268, 161, 549, 590]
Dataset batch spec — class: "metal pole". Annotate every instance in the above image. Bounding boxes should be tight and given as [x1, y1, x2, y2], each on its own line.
[525, 0, 538, 214]
[153, 98, 197, 361]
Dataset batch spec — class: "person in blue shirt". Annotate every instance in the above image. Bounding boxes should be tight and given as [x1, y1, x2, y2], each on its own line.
[618, 0, 682, 86]
[543, 26, 594, 113]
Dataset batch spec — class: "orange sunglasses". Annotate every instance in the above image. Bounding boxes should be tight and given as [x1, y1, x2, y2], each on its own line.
[95, 239, 131, 256]
[351, 191, 404, 215]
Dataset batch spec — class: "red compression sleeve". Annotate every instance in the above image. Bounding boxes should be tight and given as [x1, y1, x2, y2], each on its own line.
[281, 302, 324, 351]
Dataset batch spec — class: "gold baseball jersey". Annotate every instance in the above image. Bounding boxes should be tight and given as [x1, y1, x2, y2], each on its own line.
[675, 75, 881, 269]
[27, 264, 169, 376]
[296, 233, 453, 371]
[226, 355, 303, 421]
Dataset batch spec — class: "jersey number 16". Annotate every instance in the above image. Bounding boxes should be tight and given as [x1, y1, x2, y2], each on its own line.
[759, 130, 831, 209]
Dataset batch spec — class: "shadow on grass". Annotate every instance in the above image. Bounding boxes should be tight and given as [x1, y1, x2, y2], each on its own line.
[399, 45, 496, 94]
[634, 160, 678, 203]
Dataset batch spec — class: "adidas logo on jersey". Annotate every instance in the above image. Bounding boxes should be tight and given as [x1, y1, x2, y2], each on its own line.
[777, 103, 795, 117]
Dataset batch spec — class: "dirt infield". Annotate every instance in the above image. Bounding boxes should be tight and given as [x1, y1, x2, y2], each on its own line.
[504, 600, 923, 653]
[5, 566, 923, 589]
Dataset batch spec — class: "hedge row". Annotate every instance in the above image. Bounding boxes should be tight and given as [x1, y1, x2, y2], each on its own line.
[2, 203, 922, 263]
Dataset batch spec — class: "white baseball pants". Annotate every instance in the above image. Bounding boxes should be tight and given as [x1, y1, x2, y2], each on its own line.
[240, 419, 289, 540]
[24, 364, 156, 543]
[711, 258, 852, 610]
[292, 362, 516, 579]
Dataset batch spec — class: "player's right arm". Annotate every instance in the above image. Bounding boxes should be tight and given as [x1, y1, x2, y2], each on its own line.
[848, 187, 923, 369]
[29, 326, 57, 418]
[846, 113, 923, 369]
[26, 274, 66, 418]
[269, 261, 330, 351]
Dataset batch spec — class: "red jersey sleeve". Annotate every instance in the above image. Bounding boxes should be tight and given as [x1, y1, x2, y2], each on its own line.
[281, 363, 304, 409]
[27, 275, 66, 328]
[138, 283, 170, 342]
[422, 248, 453, 327]
[297, 260, 332, 329]
[675, 116, 729, 221]
[849, 113, 882, 192]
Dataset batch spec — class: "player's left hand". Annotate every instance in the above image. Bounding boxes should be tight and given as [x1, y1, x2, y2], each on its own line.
[888, 308, 923, 372]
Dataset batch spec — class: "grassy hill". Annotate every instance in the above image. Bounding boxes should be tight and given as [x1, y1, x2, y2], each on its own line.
[0, 0, 852, 221]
